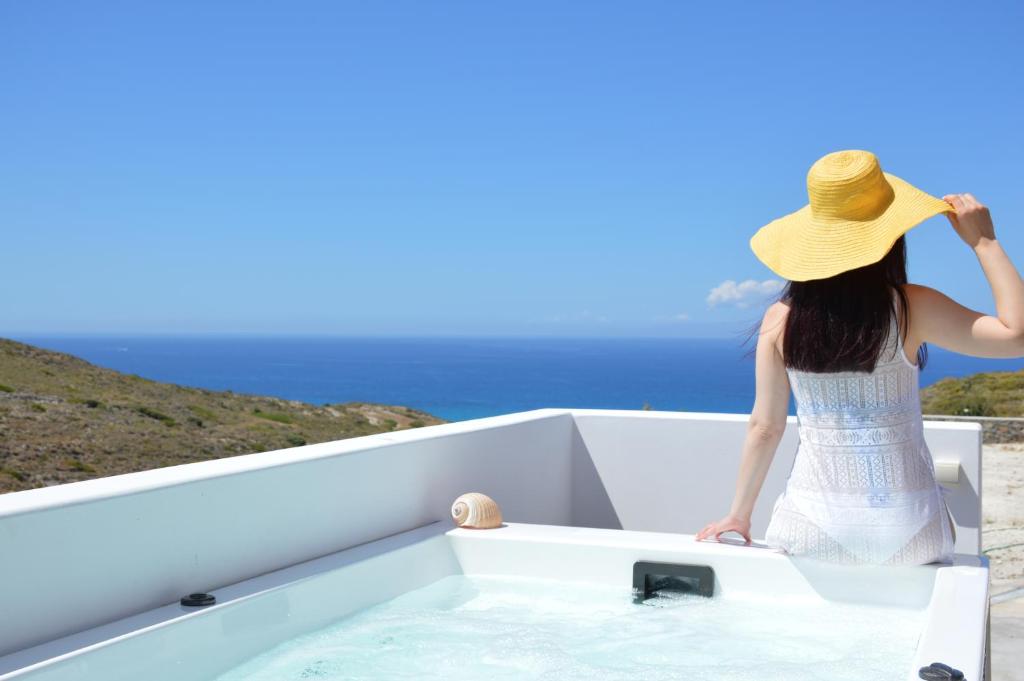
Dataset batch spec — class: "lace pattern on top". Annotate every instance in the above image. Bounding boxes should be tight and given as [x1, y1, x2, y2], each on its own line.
[763, 290, 955, 565]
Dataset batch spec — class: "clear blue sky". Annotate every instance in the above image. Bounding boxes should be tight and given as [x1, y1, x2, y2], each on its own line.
[2, 2, 1021, 337]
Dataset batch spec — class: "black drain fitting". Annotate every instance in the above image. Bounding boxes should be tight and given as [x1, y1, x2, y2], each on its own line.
[918, 662, 964, 680]
[180, 593, 216, 607]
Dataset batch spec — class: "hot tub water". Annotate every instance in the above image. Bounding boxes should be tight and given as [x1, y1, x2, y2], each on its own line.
[214, 574, 926, 681]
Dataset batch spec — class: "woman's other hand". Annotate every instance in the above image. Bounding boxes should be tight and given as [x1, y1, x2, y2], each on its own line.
[695, 514, 752, 544]
[943, 193, 995, 249]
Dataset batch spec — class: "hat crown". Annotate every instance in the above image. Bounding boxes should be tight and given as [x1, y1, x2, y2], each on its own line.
[806, 150, 895, 222]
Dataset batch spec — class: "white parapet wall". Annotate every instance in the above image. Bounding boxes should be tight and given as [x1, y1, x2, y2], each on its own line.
[0, 410, 575, 658]
[0, 408, 982, 659]
[567, 409, 983, 555]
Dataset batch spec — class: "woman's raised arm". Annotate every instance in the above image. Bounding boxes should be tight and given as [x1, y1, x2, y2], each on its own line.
[907, 193, 1024, 359]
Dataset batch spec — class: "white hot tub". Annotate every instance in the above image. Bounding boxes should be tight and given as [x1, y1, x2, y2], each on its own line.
[0, 523, 989, 681]
[0, 410, 991, 680]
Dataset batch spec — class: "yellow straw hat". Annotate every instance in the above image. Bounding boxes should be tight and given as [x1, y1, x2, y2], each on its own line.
[749, 150, 954, 282]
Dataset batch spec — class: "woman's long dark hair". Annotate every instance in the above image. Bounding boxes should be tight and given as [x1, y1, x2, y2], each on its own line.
[749, 236, 927, 372]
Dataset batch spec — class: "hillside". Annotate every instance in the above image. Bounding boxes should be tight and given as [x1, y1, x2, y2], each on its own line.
[921, 368, 1024, 442]
[0, 339, 446, 493]
[920, 369, 1024, 417]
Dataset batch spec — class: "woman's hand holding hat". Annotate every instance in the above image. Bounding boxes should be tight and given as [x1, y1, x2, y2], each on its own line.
[943, 193, 995, 250]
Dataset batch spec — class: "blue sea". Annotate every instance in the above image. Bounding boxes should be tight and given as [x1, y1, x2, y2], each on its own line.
[13, 336, 1024, 423]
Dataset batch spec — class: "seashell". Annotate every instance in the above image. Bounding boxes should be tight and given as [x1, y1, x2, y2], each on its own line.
[451, 492, 502, 529]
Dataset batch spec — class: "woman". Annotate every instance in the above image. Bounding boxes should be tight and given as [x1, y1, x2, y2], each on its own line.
[695, 149, 1024, 565]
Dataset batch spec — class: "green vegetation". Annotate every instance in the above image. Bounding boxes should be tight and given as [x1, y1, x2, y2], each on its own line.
[69, 398, 104, 408]
[1, 467, 27, 482]
[188, 405, 216, 422]
[920, 370, 1024, 443]
[920, 370, 1024, 417]
[65, 459, 97, 474]
[0, 338, 446, 494]
[136, 406, 177, 427]
[252, 409, 294, 425]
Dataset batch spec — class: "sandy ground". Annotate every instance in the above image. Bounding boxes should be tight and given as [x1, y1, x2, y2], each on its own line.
[982, 443, 1024, 680]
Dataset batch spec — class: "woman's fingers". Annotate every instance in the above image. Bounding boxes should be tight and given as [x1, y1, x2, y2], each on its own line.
[942, 192, 994, 247]
[697, 519, 753, 544]
[943, 195, 964, 228]
[697, 523, 720, 541]
[943, 194, 967, 229]
[947, 192, 984, 211]
[717, 527, 751, 544]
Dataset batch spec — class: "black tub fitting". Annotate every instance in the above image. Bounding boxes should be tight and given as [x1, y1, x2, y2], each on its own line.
[632, 561, 715, 603]
[180, 593, 216, 607]
[918, 661, 965, 680]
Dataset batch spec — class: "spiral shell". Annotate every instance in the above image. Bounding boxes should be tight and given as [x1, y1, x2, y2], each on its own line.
[451, 492, 502, 529]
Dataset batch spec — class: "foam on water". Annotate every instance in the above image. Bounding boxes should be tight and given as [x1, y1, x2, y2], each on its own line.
[213, 575, 925, 681]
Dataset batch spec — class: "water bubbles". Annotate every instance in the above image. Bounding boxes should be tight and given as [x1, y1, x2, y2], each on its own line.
[215, 575, 925, 681]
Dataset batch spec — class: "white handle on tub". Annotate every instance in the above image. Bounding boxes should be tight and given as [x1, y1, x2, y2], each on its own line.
[934, 459, 961, 485]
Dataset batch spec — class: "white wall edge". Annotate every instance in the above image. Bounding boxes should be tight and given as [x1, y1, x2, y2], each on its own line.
[0, 408, 573, 518]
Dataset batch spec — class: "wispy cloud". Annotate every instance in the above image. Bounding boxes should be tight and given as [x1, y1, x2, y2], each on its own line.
[707, 279, 784, 308]
[653, 312, 690, 322]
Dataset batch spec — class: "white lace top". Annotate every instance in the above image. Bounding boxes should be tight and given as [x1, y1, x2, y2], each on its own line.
[763, 290, 956, 565]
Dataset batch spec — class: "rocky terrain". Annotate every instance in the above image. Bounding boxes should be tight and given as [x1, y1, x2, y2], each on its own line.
[0, 338, 445, 493]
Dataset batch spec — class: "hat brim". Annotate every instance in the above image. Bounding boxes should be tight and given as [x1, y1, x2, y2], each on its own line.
[750, 172, 954, 282]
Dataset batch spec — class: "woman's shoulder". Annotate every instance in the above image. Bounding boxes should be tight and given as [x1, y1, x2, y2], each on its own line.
[763, 300, 790, 325]
[899, 282, 943, 324]
[897, 283, 942, 357]
[901, 282, 942, 304]
[762, 300, 790, 350]
[765, 298, 790, 314]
